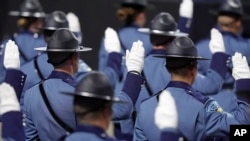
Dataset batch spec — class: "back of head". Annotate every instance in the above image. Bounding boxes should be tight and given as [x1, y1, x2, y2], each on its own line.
[43, 11, 69, 41]
[47, 28, 79, 67]
[117, 0, 147, 26]
[218, 0, 243, 18]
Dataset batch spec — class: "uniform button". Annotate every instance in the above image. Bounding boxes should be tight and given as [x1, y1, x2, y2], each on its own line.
[22, 75, 25, 78]
[21, 83, 23, 85]
[101, 133, 106, 138]
[34, 33, 38, 38]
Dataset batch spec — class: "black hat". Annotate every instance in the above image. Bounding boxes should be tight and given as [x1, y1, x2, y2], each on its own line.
[62, 72, 123, 102]
[154, 36, 208, 60]
[9, 0, 46, 18]
[210, 0, 250, 19]
[139, 12, 188, 37]
[35, 28, 91, 52]
[42, 11, 69, 30]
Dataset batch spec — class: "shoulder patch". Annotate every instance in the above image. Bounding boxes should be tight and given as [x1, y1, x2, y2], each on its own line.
[205, 100, 223, 113]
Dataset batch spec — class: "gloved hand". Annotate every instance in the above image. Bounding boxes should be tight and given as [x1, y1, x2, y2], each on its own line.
[0, 82, 20, 115]
[179, 0, 193, 18]
[232, 52, 250, 80]
[4, 40, 20, 69]
[66, 12, 81, 33]
[209, 28, 225, 54]
[155, 90, 178, 129]
[125, 40, 145, 74]
[104, 27, 122, 53]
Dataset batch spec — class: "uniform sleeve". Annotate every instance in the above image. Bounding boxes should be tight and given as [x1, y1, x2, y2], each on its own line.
[193, 69, 223, 95]
[200, 99, 250, 136]
[1, 111, 25, 141]
[133, 107, 148, 141]
[22, 91, 39, 141]
[112, 73, 144, 120]
[4, 69, 26, 101]
[178, 17, 192, 35]
[98, 38, 108, 71]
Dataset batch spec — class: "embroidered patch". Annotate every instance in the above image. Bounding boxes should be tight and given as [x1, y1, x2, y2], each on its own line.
[206, 100, 223, 113]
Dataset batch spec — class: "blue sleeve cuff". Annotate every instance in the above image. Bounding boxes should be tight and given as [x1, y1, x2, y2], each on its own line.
[122, 73, 144, 104]
[2, 111, 25, 141]
[177, 17, 192, 34]
[236, 79, 250, 91]
[4, 69, 27, 101]
[107, 52, 123, 76]
[161, 131, 184, 141]
[209, 52, 230, 79]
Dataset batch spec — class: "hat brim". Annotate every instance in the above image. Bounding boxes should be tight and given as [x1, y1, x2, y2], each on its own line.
[138, 28, 188, 37]
[41, 27, 60, 30]
[209, 9, 250, 20]
[153, 54, 210, 60]
[62, 91, 126, 103]
[9, 11, 46, 18]
[34, 46, 92, 52]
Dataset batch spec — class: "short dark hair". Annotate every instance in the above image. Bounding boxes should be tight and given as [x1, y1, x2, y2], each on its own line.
[47, 52, 75, 68]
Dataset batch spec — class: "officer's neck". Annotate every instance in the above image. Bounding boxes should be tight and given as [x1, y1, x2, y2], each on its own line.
[171, 75, 193, 86]
[54, 67, 74, 76]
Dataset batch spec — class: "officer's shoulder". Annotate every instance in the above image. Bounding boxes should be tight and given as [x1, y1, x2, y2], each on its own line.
[141, 92, 161, 104]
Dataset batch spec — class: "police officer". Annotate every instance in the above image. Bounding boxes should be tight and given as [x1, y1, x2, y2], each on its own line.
[154, 37, 250, 140]
[0, 40, 26, 141]
[20, 10, 68, 91]
[0, 0, 46, 83]
[196, 0, 250, 112]
[133, 36, 233, 141]
[98, 0, 152, 72]
[22, 28, 92, 141]
[62, 72, 124, 141]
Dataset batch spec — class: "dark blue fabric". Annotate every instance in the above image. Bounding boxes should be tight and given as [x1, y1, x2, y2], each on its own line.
[236, 79, 250, 92]
[107, 52, 123, 77]
[178, 17, 192, 34]
[161, 131, 184, 141]
[148, 49, 166, 55]
[47, 71, 76, 87]
[209, 52, 230, 79]
[167, 81, 209, 104]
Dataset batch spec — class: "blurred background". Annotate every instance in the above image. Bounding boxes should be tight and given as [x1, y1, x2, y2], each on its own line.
[1, 0, 250, 70]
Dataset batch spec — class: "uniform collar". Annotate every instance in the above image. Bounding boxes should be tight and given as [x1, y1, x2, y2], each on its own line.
[167, 81, 193, 91]
[75, 124, 109, 140]
[149, 49, 165, 55]
[47, 71, 76, 87]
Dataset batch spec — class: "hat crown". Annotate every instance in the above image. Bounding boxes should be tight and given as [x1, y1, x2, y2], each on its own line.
[166, 36, 197, 57]
[219, 0, 243, 16]
[20, 0, 43, 13]
[76, 72, 114, 99]
[44, 11, 69, 29]
[47, 28, 79, 51]
[121, 0, 148, 7]
[150, 12, 177, 33]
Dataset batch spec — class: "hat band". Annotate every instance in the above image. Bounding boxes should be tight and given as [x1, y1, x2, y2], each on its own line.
[9, 11, 46, 17]
[74, 91, 119, 101]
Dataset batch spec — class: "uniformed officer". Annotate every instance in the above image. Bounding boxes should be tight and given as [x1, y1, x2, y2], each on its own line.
[136, 36, 250, 141]
[63, 72, 124, 141]
[133, 35, 234, 141]
[0, 40, 26, 141]
[0, 0, 46, 83]
[20, 10, 67, 91]
[98, 0, 152, 72]
[196, 0, 250, 112]
[22, 28, 92, 141]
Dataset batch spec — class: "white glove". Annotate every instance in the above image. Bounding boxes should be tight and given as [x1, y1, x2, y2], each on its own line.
[179, 0, 193, 18]
[104, 27, 122, 53]
[0, 82, 20, 115]
[155, 90, 178, 129]
[232, 52, 250, 80]
[4, 40, 20, 69]
[209, 28, 225, 54]
[125, 40, 145, 73]
[66, 12, 81, 33]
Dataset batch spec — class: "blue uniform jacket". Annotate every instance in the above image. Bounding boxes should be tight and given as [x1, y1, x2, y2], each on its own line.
[65, 124, 119, 141]
[98, 24, 152, 72]
[134, 81, 250, 141]
[22, 71, 77, 141]
[0, 30, 46, 83]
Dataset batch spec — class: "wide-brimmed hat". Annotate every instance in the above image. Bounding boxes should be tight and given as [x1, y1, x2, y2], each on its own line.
[62, 72, 123, 102]
[9, 0, 46, 18]
[35, 28, 91, 52]
[138, 12, 188, 37]
[154, 36, 209, 60]
[113, 0, 155, 10]
[42, 11, 69, 30]
[209, 0, 250, 20]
